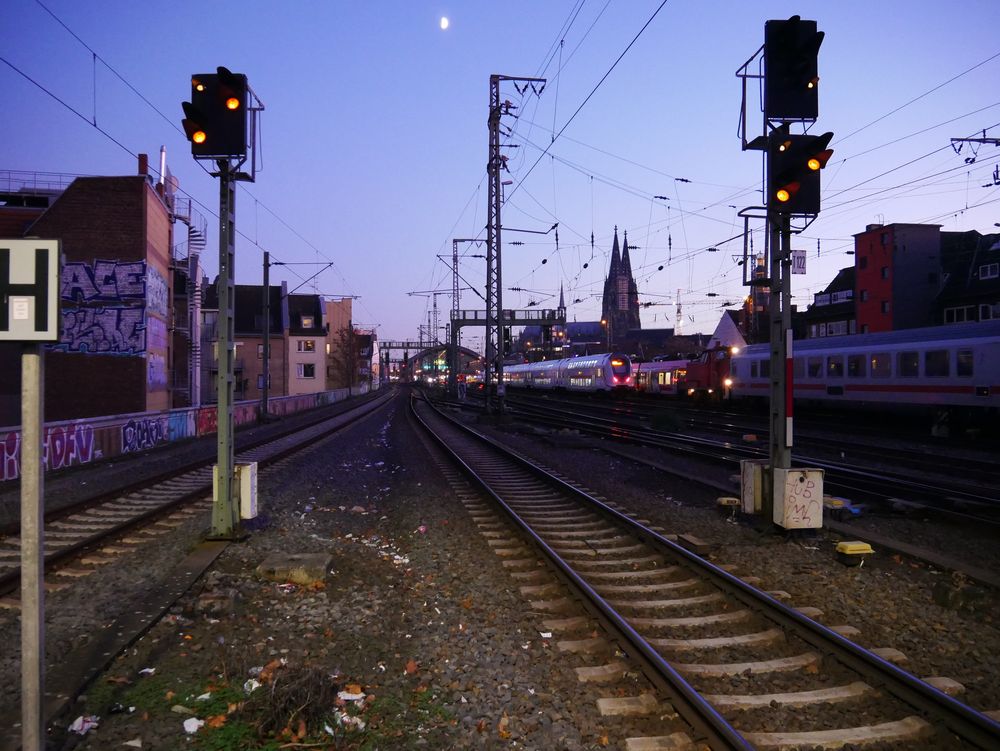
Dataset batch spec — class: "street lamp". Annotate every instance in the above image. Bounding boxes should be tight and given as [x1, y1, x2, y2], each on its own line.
[601, 318, 611, 351]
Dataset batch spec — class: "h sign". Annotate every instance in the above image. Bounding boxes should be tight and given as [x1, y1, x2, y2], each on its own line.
[0, 239, 61, 341]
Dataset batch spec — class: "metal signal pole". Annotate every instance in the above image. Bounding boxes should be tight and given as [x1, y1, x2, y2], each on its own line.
[212, 159, 238, 539]
[485, 74, 545, 414]
[766, 213, 792, 521]
[260, 250, 270, 422]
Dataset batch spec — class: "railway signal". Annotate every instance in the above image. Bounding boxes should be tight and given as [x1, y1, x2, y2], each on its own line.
[181, 67, 248, 158]
[767, 131, 834, 214]
[764, 15, 824, 120]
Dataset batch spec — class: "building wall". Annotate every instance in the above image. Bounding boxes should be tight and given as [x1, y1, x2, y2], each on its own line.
[23, 175, 172, 421]
[855, 223, 941, 333]
[287, 334, 326, 395]
[325, 298, 354, 389]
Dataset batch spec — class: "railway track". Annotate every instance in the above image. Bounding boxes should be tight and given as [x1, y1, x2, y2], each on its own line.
[0, 390, 394, 599]
[497, 392, 1000, 526]
[412, 391, 1000, 750]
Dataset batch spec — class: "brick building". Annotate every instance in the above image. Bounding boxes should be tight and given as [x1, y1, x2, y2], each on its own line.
[0, 164, 174, 424]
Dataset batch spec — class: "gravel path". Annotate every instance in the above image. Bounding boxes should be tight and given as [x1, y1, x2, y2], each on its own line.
[1, 388, 996, 750]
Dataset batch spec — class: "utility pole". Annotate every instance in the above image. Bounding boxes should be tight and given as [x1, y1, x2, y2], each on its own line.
[260, 250, 270, 422]
[485, 74, 545, 414]
[449, 238, 478, 395]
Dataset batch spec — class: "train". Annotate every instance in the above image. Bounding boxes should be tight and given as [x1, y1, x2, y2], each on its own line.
[499, 321, 1000, 429]
[729, 321, 1000, 416]
[505, 352, 633, 391]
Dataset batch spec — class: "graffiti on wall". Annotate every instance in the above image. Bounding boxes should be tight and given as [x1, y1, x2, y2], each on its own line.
[61, 260, 146, 302]
[121, 416, 168, 453]
[56, 306, 146, 354]
[146, 266, 169, 316]
[0, 423, 100, 481]
[52, 260, 168, 356]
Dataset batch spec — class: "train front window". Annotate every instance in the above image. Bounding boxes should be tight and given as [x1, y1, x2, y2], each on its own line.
[871, 352, 891, 378]
[897, 351, 919, 377]
[827, 356, 844, 378]
[957, 349, 974, 377]
[924, 350, 949, 377]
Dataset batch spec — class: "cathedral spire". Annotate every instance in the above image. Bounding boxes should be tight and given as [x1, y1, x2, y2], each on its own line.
[621, 230, 633, 276]
[558, 282, 565, 310]
[609, 226, 621, 276]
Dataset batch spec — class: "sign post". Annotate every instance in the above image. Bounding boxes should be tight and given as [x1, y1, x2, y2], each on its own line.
[1, 239, 61, 751]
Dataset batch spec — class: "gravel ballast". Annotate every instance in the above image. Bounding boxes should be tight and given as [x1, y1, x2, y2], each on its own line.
[0, 389, 996, 750]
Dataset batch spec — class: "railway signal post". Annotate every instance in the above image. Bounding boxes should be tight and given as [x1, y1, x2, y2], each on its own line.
[181, 68, 262, 539]
[738, 17, 832, 527]
[1, 239, 61, 751]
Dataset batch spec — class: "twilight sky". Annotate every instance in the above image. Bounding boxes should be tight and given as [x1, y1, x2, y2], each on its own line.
[2, 1, 998, 349]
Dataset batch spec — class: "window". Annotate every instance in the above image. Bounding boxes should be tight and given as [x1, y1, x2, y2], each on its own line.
[925, 350, 949, 377]
[861, 324, 869, 334]
[881, 266, 889, 280]
[750, 361, 758, 378]
[257, 344, 264, 360]
[847, 355, 865, 378]
[897, 351, 918, 377]
[981, 303, 1000, 320]
[297, 363, 316, 378]
[807, 357, 822, 378]
[297, 339, 316, 352]
[301, 315, 315, 328]
[944, 306, 976, 324]
[827, 356, 844, 378]
[979, 263, 999, 280]
[957, 349, 974, 377]
[881, 300, 891, 314]
[860, 289, 869, 302]
[871, 353, 891, 378]
[759, 359, 770, 378]
[826, 320, 849, 336]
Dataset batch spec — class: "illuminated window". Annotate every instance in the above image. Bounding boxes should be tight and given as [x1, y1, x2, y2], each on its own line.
[871, 353, 890, 378]
[301, 315, 315, 328]
[298, 340, 316, 352]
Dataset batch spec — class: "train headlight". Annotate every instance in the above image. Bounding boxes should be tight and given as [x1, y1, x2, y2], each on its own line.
[724, 378, 733, 387]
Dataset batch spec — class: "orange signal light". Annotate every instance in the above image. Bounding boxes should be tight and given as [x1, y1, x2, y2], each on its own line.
[192, 130, 207, 144]
[225, 96, 240, 110]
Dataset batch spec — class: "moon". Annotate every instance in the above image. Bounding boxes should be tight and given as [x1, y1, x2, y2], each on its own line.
[440, 16, 449, 30]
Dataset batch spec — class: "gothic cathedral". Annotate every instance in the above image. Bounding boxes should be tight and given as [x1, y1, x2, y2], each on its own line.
[600, 226, 641, 346]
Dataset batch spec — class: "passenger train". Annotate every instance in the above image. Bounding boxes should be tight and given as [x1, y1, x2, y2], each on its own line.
[505, 353, 633, 392]
[729, 321, 1000, 416]
[502, 321, 999, 429]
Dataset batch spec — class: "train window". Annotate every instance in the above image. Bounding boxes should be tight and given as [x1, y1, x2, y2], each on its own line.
[793, 357, 805, 378]
[807, 357, 822, 378]
[759, 359, 770, 378]
[750, 361, 758, 378]
[957, 350, 974, 377]
[871, 353, 891, 378]
[827, 356, 844, 378]
[897, 351, 919, 377]
[924, 350, 949, 377]
[847, 354, 865, 377]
